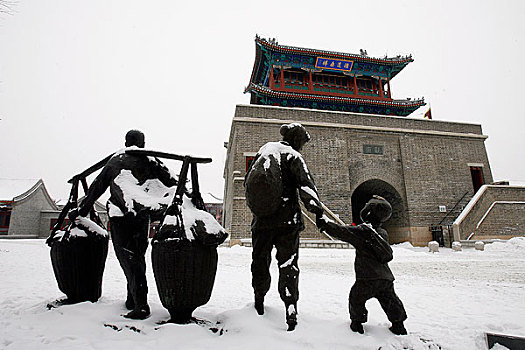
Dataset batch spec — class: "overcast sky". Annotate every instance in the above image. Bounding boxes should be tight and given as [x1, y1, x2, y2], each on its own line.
[0, 0, 524, 201]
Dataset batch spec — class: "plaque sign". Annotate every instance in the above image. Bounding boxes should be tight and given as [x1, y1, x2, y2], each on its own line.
[315, 57, 354, 72]
[363, 145, 383, 155]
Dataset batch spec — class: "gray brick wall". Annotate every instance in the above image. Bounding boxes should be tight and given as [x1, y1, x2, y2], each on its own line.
[9, 186, 56, 237]
[453, 185, 525, 240]
[225, 104, 493, 246]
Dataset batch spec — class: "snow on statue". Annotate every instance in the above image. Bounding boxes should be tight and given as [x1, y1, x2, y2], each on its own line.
[244, 122, 324, 331]
[69, 130, 178, 320]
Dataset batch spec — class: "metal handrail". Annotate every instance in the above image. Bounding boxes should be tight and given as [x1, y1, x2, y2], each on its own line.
[438, 191, 470, 225]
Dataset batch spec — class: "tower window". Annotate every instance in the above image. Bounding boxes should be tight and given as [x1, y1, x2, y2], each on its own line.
[470, 166, 484, 193]
[246, 156, 256, 172]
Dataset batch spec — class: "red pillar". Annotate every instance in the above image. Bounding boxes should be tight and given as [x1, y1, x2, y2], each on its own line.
[353, 75, 358, 96]
[378, 77, 384, 99]
[280, 66, 285, 90]
[387, 77, 392, 99]
[308, 70, 313, 92]
[269, 65, 275, 89]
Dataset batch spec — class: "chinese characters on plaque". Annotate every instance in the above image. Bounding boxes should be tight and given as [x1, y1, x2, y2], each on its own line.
[315, 57, 354, 72]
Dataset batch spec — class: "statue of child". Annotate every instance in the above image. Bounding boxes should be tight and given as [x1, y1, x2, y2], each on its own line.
[316, 195, 407, 335]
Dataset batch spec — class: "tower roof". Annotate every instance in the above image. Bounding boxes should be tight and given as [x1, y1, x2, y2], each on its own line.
[246, 84, 425, 116]
[256, 36, 414, 66]
[246, 36, 425, 116]
[247, 84, 424, 109]
[248, 36, 414, 86]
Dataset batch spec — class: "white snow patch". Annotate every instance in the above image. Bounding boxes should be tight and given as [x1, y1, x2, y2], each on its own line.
[52, 230, 65, 240]
[180, 195, 226, 241]
[485, 237, 525, 251]
[392, 241, 413, 249]
[1, 239, 525, 349]
[428, 241, 440, 253]
[158, 195, 226, 241]
[255, 141, 312, 182]
[52, 217, 107, 241]
[256, 141, 304, 170]
[75, 217, 108, 237]
[162, 215, 179, 226]
[301, 186, 319, 201]
[321, 214, 334, 223]
[56, 226, 87, 238]
[263, 157, 271, 170]
[113, 169, 175, 214]
[257, 142, 292, 165]
[279, 253, 296, 269]
[489, 344, 511, 350]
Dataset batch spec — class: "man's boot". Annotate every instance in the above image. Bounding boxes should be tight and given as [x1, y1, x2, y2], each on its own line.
[124, 304, 150, 320]
[286, 304, 297, 331]
[254, 295, 264, 315]
[350, 321, 364, 334]
[389, 321, 407, 335]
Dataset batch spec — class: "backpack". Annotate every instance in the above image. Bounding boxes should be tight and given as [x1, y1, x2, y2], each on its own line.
[245, 153, 283, 217]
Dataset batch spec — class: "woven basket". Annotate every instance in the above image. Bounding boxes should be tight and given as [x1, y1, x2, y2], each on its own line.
[152, 239, 218, 323]
[50, 235, 109, 303]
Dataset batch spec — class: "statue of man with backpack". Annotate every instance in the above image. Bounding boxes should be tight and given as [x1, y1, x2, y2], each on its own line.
[244, 123, 324, 331]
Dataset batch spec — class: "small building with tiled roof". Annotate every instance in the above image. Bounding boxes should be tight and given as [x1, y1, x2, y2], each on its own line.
[0, 179, 58, 237]
[0, 178, 109, 238]
[245, 36, 425, 116]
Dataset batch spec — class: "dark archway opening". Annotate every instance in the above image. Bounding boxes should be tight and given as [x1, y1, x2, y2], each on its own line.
[351, 179, 407, 231]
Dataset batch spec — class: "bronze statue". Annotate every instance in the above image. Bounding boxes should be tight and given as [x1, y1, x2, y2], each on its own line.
[317, 195, 408, 335]
[70, 130, 178, 319]
[245, 123, 324, 331]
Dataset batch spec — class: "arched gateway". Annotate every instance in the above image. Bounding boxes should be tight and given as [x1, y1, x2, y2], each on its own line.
[351, 180, 408, 243]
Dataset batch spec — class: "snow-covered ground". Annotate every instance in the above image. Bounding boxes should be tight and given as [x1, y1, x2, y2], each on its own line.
[0, 238, 524, 350]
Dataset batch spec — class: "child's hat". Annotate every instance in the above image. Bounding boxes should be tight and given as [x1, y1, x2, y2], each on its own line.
[360, 195, 392, 223]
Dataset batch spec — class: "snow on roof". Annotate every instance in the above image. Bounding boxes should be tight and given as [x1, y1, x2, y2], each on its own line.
[0, 179, 41, 200]
[202, 192, 223, 204]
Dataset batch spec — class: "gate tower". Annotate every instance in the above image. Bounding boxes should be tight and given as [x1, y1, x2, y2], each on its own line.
[224, 37, 493, 246]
